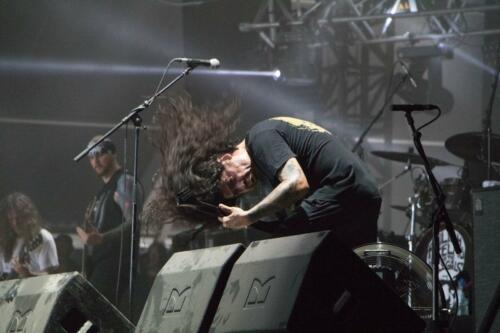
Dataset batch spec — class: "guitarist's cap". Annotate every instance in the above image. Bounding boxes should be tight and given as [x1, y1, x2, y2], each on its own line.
[87, 135, 116, 157]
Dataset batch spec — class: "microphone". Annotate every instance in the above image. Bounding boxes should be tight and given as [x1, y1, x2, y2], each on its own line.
[175, 57, 220, 69]
[399, 61, 418, 88]
[392, 104, 438, 112]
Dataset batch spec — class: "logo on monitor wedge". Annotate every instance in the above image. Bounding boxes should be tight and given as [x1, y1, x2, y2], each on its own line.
[7, 309, 32, 333]
[244, 277, 275, 308]
[162, 286, 191, 315]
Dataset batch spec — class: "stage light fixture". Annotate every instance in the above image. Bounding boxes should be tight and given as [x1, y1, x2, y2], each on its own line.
[383, 0, 419, 35]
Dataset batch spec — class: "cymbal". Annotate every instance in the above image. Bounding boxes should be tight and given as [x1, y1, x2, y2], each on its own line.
[445, 132, 500, 162]
[371, 150, 450, 167]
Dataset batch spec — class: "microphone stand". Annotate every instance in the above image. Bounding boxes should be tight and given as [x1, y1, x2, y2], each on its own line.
[73, 65, 194, 320]
[402, 110, 462, 332]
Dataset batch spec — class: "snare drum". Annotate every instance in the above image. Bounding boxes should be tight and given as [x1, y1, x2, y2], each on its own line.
[415, 224, 473, 316]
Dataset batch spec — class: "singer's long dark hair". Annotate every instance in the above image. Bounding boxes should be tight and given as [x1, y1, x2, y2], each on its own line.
[141, 93, 239, 228]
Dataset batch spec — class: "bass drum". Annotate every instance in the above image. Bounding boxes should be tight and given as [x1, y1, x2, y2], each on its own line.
[415, 224, 473, 316]
[354, 243, 433, 320]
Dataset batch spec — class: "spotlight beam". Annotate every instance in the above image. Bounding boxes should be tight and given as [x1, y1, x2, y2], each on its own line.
[0, 58, 280, 79]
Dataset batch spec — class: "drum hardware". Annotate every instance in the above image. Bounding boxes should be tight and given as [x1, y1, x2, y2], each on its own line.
[407, 194, 418, 252]
[439, 177, 471, 214]
[406, 170, 434, 252]
[415, 224, 473, 317]
[377, 157, 413, 192]
[444, 132, 500, 164]
[372, 142, 472, 326]
[445, 132, 500, 188]
[390, 204, 429, 219]
[354, 242, 433, 320]
[375, 148, 436, 192]
[371, 150, 451, 168]
[375, 146, 472, 227]
[390, 204, 408, 212]
[373, 149, 432, 251]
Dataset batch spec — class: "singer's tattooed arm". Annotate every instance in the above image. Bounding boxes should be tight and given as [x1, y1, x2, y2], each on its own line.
[218, 158, 309, 229]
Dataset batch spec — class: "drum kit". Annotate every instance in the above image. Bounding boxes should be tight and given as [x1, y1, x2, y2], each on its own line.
[355, 131, 500, 321]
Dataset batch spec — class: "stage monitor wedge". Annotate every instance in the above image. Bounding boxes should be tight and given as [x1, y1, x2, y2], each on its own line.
[0, 272, 133, 333]
[136, 243, 245, 333]
[210, 231, 425, 333]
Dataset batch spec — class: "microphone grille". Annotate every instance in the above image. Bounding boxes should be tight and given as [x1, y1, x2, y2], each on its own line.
[209, 58, 220, 68]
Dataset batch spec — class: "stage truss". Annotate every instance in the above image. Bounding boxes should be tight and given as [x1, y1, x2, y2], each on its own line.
[239, 0, 500, 127]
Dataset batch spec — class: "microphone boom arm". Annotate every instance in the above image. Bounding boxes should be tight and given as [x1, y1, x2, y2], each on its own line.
[73, 66, 193, 162]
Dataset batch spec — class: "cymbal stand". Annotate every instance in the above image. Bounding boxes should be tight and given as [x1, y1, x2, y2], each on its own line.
[377, 154, 419, 252]
[405, 159, 419, 309]
[377, 160, 412, 192]
[407, 191, 418, 253]
[404, 147, 423, 253]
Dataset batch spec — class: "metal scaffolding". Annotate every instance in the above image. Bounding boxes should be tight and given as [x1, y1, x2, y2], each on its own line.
[238, 0, 500, 124]
[240, 2, 500, 46]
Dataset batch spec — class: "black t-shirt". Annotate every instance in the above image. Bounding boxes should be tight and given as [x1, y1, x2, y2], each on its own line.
[245, 117, 380, 218]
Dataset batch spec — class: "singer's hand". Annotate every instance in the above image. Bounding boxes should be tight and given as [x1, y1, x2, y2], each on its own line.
[218, 204, 253, 229]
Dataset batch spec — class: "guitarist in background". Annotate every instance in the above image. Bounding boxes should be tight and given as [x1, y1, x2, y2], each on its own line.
[76, 136, 141, 313]
[0, 192, 59, 280]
